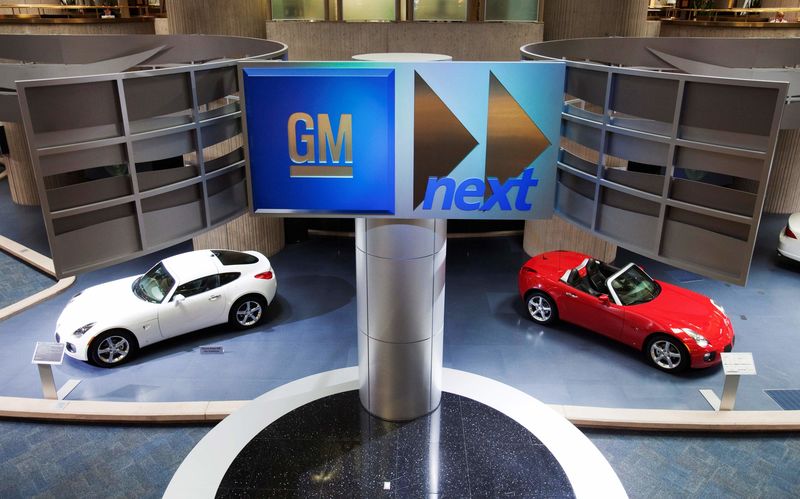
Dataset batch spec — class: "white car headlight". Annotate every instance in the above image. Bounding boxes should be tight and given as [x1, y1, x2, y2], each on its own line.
[72, 322, 95, 338]
[683, 328, 708, 348]
[710, 299, 725, 315]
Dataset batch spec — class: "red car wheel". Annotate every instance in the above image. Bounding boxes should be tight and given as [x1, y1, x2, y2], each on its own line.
[525, 291, 558, 325]
[645, 335, 689, 373]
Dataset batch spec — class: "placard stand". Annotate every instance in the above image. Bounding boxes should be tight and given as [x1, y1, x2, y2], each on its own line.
[700, 352, 756, 411]
[31, 342, 81, 400]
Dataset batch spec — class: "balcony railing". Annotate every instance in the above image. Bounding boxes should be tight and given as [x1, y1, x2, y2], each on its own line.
[656, 6, 800, 23]
[0, 2, 164, 20]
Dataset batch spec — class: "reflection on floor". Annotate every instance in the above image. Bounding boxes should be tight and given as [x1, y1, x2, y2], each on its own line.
[0, 211, 799, 409]
[1, 420, 798, 498]
[218, 391, 574, 498]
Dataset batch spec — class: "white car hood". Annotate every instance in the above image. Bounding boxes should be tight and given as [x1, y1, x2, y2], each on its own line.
[57, 276, 157, 334]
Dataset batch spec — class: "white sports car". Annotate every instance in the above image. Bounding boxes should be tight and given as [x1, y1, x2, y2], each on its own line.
[55, 249, 277, 367]
[778, 213, 800, 263]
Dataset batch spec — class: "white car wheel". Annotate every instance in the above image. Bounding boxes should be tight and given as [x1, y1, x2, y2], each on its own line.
[230, 295, 267, 329]
[90, 330, 136, 367]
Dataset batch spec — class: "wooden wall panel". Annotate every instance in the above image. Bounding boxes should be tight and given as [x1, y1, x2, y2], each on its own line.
[193, 213, 284, 257]
[167, 0, 267, 38]
[544, 0, 650, 41]
[524, 217, 617, 263]
[764, 129, 800, 214]
[2, 122, 39, 206]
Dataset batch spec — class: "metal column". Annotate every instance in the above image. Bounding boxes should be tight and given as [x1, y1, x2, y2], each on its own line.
[356, 218, 446, 421]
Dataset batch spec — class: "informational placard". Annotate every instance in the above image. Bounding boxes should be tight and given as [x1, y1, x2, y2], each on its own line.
[240, 61, 565, 220]
[721, 352, 756, 376]
[200, 346, 224, 354]
[31, 342, 65, 365]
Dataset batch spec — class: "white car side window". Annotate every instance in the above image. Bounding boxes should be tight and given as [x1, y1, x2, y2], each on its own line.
[173, 274, 220, 300]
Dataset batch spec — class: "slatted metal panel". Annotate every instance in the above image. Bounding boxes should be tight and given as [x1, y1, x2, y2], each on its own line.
[523, 47, 788, 285]
[18, 57, 285, 278]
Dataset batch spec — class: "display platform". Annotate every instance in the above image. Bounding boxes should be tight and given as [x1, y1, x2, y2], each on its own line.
[0, 177, 799, 409]
[165, 368, 625, 498]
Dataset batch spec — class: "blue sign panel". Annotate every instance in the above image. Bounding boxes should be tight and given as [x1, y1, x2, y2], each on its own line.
[241, 61, 565, 219]
[243, 67, 395, 214]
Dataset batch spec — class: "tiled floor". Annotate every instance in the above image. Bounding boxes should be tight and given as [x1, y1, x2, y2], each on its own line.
[0, 179, 50, 256]
[0, 249, 54, 309]
[585, 429, 800, 498]
[0, 420, 208, 498]
[1, 419, 798, 498]
[218, 391, 573, 498]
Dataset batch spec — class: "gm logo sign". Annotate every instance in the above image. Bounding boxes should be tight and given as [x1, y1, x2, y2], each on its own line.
[287, 112, 353, 178]
[242, 62, 563, 219]
[243, 67, 395, 214]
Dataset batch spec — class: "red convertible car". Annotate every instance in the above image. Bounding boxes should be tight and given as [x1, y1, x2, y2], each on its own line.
[518, 251, 735, 373]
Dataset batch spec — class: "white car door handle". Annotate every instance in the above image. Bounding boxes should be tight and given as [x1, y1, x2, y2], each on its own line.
[209, 294, 221, 301]
[565, 292, 578, 298]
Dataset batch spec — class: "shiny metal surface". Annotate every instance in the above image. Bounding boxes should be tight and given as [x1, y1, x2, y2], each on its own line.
[357, 218, 446, 421]
[356, 218, 446, 259]
[366, 254, 434, 343]
[364, 335, 433, 421]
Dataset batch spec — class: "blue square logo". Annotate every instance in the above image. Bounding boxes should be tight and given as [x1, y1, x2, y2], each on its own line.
[243, 67, 395, 214]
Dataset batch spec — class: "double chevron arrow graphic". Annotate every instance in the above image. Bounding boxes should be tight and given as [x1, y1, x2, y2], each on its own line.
[413, 71, 551, 209]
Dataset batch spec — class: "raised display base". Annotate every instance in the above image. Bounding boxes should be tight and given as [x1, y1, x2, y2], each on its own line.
[218, 390, 574, 497]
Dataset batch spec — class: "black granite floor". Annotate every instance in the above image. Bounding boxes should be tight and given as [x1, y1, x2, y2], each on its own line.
[217, 391, 575, 498]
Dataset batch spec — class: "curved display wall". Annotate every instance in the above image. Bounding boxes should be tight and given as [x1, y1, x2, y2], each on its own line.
[522, 37, 797, 285]
[1, 35, 287, 277]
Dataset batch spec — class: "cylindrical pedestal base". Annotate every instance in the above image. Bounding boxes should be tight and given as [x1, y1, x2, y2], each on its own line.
[524, 217, 617, 263]
[356, 218, 446, 421]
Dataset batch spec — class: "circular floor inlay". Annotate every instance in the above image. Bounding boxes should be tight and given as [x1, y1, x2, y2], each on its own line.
[217, 391, 575, 498]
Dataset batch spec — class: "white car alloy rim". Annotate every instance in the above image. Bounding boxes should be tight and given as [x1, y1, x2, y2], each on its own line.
[650, 340, 682, 369]
[528, 295, 551, 322]
[97, 335, 130, 364]
[236, 300, 262, 326]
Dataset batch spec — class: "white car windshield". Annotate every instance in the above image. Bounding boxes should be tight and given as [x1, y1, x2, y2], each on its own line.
[132, 262, 175, 303]
[608, 265, 661, 306]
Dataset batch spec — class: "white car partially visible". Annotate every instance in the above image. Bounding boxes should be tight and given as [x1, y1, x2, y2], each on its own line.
[55, 249, 277, 367]
[778, 213, 800, 263]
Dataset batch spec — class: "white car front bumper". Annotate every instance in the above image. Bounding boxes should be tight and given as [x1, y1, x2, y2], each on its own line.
[54, 328, 90, 361]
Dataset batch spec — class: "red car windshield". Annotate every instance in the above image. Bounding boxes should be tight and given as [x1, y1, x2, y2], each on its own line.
[609, 265, 661, 306]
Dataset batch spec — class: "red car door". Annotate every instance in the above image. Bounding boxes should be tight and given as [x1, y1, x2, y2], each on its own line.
[560, 287, 625, 339]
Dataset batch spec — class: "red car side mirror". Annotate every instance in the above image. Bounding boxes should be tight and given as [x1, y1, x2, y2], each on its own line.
[598, 295, 610, 306]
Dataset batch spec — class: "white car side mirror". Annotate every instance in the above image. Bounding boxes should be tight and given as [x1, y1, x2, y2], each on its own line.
[173, 294, 185, 304]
